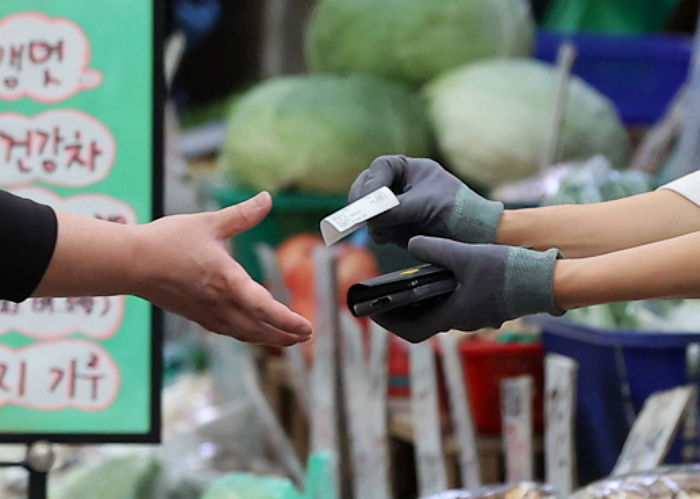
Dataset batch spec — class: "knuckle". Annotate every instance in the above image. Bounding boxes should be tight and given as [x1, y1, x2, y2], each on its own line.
[251, 302, 266, 317]
[233, 206, 252, 228]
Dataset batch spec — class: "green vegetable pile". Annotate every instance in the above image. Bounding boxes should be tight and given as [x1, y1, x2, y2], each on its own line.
[219, 74, 430, 194]
[305, 0, 534, 87]
[218, 0, 628, 196]
[201, 452, 335, 499]
[427, 60, 628, 190]
[52, 454, 159, 499]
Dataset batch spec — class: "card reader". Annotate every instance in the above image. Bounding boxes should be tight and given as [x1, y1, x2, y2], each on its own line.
[347, 264, 457, 318]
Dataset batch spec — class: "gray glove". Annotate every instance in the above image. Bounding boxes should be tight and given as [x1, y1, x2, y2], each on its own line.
[373, 236, 564, 343]
[348, 155, 504, 247]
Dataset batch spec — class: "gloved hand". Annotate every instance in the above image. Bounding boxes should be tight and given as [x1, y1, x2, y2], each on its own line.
[373, 236, 564, 343]
[348, 155, 504, 247]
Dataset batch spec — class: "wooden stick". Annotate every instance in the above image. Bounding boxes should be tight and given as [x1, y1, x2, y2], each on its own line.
[438, 333, 481, 489]
[666, 6, 700, 179]
[255, 244, 310, 417]
[545, 354, 578, 495]
[367, 322, 391, 499]
[260, 0, 315, 77]
[310, 246, 340, 496]
[629, 87, 687, 174]
[501, 375, 534, 483]
[240, 347, 306, 485]
[339, 312, 371, 499]
[339, 314, 392, 499]
[613, 385, 696, 476]
[540, 42, 577, 171]
[410, 342, 448, 496]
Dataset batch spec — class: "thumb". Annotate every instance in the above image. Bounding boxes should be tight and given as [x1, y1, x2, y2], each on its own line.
[216, 191, 272, 237]
[407, 236, 456, 267]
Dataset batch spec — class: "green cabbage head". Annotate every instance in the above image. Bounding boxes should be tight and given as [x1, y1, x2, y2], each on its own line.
[426, 60, 629, 189]
[306, 0, 535, 87]
[219, 74, 431, 194]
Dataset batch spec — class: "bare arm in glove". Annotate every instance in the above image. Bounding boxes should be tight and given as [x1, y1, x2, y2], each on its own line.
[350, 155, 700, 340]
[349, 155, 700, 258]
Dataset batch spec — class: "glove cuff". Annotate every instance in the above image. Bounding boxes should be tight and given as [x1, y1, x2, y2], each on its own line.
[503, 247, 565, 320]
[448, 185, 504, 244]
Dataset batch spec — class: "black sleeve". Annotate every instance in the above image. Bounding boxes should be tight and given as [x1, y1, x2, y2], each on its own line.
[0, 190, 58, 303]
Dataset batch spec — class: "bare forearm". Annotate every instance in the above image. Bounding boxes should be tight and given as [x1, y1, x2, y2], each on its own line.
[554, 230, 700, 310]
[33, 211, 139, 297]
[496, 190, 700, 257]
[29, 193, 312, 346]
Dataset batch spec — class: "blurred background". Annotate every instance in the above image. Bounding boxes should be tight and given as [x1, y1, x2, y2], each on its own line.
[8, 0, 700, 497]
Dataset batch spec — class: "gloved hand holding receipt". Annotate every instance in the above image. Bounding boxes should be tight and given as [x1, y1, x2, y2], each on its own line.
[321, 187, 460, 343]
[328, 156, 566, 343]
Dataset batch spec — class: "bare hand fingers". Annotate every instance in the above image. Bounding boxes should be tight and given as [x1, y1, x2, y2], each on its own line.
[234, 277, 313, 336]
[214, 308, 306, 347]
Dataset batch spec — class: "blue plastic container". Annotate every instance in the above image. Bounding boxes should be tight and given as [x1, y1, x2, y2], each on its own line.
[541, 319, 700, 484]
[535, 31, 692, 125]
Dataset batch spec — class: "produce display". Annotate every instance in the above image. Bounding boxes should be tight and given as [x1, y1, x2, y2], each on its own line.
[201, 453, 335, 499]
[306, 0, 534, 87]
[218, 74, 431, 194]
[201, 473, 298, 499]
[426, 60, 628, 189]
[52, 454, 159, 499]
[572, 466, 700, 498]
[175, 0, 694, 496]
[425, 483, 557, 499]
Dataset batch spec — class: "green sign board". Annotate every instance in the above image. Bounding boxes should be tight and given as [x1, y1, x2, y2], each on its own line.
[0, 1, 162, 442]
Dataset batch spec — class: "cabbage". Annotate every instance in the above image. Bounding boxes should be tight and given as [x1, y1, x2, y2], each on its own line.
[306, 0, 535, 87]
[219, 74, 431, 194]
[426, 60, 629, 189]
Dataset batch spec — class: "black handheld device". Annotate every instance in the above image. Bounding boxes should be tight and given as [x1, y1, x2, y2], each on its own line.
[347, 264, 457, 318]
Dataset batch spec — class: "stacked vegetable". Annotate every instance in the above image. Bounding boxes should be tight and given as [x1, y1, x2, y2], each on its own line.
[220, 75, 430, 193]
[218, 0, 629, 195]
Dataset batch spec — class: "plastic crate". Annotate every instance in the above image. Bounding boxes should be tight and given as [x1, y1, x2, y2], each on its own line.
[541, 318, 700, 484]
[535, 31, 692, 125]
[542, 0, 683, 35]
[388, 338, 544, 435]
[459, 340, 545, 435]
[209, 187, 347, 282]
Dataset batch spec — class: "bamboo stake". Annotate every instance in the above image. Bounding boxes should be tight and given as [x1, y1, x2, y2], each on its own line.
[410, 342, 448, 496]
[310, 246, 341, 496]
[438, 333, 480, 489]
[255, 244, 310, 417]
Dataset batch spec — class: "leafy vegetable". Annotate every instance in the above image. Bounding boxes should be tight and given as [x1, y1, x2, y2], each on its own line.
[202, 473, 300, 499]
[219, 74, 431, 194]
[426, 60, 628, 190]
[306, 0, 534, 87]
[52, 454, 159, 499]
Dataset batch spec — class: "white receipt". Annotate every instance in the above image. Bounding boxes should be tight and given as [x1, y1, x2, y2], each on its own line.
[320, 186, 399, 246]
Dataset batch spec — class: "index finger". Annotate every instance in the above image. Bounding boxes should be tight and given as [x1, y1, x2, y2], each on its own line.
[348, 155, 408, 203]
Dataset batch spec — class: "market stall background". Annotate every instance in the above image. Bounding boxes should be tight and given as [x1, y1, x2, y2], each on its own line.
[3, 0, 700, 497]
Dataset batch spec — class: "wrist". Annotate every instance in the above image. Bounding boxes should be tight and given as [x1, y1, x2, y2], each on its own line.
[495, 209, 518, 245]
[495, 208, 538, 248]
[503, 247, 563, 318]
[448, 186, 504, 243]
[127, 223, 160, 299]
[552, 258, 586, 311]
